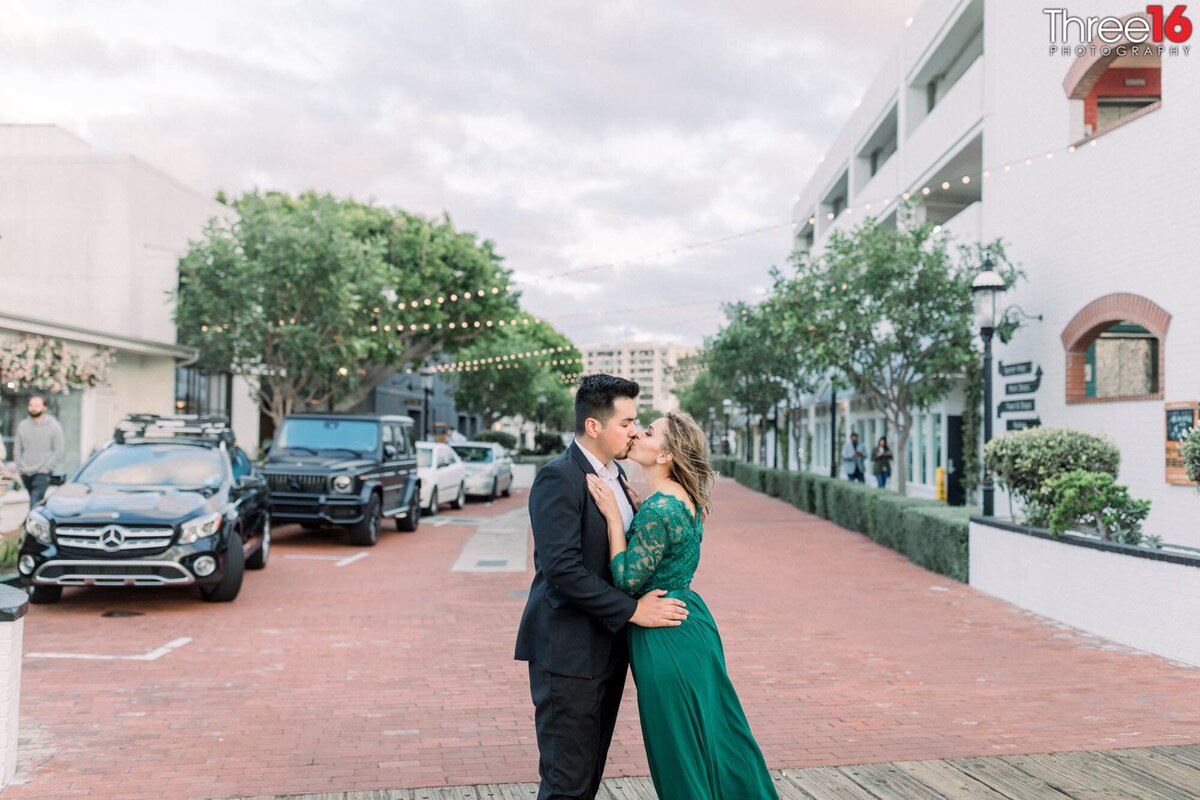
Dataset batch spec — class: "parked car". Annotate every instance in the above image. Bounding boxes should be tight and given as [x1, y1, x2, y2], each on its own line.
[451, 441, 514, 500]
[18, 414, 269, 604]
[262, 413, 420, 545]
[416, 443, 466, 515]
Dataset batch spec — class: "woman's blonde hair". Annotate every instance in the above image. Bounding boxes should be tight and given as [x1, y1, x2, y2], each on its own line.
[661, 410, 717, 519]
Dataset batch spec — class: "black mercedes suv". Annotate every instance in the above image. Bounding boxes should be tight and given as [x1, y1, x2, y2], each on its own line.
[18, 414, 270, 604]
[262, 413, 421, 545]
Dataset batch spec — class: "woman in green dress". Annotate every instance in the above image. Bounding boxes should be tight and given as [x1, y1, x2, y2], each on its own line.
[586, 410, 778, 800]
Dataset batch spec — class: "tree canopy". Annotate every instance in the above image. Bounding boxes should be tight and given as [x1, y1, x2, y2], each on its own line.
[176, 191, 525, 426]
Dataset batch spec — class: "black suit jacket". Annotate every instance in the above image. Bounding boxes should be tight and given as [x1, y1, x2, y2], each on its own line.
[514, 442, 639, 679]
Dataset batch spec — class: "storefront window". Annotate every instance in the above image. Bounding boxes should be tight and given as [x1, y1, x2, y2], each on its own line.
[175, 366, 232, 417]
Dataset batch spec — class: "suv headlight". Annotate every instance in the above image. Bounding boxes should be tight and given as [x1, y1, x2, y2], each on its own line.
[179, 512, 223, 545]
[24, 511, 51, 545]
[332, 475, 354, 493]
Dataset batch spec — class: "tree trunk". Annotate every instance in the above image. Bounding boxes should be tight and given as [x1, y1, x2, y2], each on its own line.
[894, 420, 910, 496]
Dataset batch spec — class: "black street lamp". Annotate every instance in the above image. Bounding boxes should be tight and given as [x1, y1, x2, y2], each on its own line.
[721, 398, 732, 455]
[972, 255, 1006, 517]
[420, 366, 436, 441]
[708, 406, 717, 451]
[767, 404, 778, 469]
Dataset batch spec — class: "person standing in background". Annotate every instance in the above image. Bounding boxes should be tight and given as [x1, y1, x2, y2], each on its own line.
[841, 431, 866, 483]
[872, 436, 893, 489]
[14, 395, 64, 506]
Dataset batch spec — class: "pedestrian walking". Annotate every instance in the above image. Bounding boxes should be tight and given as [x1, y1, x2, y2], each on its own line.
[14, 394, 65, 506]
[872, 436, 893, 489]
[841, 431, 866, 483]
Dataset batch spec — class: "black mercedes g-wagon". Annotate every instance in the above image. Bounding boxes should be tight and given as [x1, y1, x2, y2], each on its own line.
[262, 414, 421, 545]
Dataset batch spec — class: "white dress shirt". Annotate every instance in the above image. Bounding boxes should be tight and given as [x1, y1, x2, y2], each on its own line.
[576, 441, 635, 533]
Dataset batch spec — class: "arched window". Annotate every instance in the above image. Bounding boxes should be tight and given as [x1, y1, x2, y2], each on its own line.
[1062, 12, 1162, 141]
[1061, 294, 1170, 404]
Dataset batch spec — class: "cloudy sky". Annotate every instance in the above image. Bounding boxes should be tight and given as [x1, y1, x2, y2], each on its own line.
[3, 0, 922, 348]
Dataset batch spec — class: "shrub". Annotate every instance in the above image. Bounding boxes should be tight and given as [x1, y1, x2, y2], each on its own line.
[532, 432, 565, 455]
[985, 428, 1120, 511]
[810, 475, 835, 519]
[474, 430, 517, 450]
[1043, 470, 1151, 545]
[0, 538, 18, 570]
[826, 481, 877, 534]
[1182, 427, 1200, 489]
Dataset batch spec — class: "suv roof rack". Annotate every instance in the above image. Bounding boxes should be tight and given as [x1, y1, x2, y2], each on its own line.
[114, 414, 235, 446]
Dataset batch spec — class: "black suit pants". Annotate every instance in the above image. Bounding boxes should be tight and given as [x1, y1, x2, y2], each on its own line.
[529, 650, 627, 800]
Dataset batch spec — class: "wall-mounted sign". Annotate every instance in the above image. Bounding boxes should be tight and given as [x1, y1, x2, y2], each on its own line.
[999, 361, 1033, 377]
[1165, 401, 1198, 485]
[998, 399, 1035, 417]
[1007, 418, 1042, 431]
[1005, 367, 1043, 396]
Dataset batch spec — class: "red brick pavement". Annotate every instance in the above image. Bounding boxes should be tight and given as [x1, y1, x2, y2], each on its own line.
[8, 479, 1200, 799]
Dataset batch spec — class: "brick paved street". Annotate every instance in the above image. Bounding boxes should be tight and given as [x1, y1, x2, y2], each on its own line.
[8, 477, 1200, 799]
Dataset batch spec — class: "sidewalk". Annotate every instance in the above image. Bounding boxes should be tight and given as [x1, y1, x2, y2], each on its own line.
[8, 479, 1200, 798]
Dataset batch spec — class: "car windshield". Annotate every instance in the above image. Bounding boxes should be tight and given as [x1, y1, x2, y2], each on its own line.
[453, 446, 494, 464]
[78, 445, 226, 488]
[417, 448, 433, 468]
[276, 418, 379, 455]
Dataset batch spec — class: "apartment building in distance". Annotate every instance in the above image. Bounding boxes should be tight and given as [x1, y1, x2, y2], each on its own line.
[581, 342, 697, 415]
[787, 0, 1200, 544]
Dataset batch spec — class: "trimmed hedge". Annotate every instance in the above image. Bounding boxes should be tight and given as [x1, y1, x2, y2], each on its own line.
[719, 463, 974, 582]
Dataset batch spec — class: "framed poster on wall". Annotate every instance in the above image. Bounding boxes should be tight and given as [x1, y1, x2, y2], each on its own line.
[1165, 401, 1198, 485]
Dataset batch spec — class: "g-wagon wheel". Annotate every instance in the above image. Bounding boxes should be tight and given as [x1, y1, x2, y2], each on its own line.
[397, 494, 420, 532]
[246, 513, 270, 570]
[426, 488, 439, 516]
[501, 476, 512, 497]
[451, 483, 466, 509]
[349, 494, 382, 546]
[200, 533, 244, 602]
[29, 585, 62, 604]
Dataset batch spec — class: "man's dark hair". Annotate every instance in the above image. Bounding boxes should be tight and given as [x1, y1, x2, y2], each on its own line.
[574, 374, 639, 434]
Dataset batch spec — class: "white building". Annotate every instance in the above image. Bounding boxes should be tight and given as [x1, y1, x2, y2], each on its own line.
[788, 0, 1200, 543]
[582, 342, 697, 415]
[0, 125, 259, 469]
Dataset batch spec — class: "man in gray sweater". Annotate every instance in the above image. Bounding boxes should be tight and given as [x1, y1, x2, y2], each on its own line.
[15, 395, 65, 506]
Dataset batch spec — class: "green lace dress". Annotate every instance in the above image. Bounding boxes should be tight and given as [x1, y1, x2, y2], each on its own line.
[611, 492, 778, 800]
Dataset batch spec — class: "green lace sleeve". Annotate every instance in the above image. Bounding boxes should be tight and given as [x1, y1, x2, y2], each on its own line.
[610, 504, 670, 596]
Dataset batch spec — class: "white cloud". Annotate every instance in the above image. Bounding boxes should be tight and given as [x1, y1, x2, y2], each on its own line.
[0, 0, 923, 347]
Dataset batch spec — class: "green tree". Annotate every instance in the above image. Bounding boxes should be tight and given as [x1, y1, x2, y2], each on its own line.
[706, 302, 792, 462]
[450, 323, 577, 430]
[772, 211, 1019, 493]
[175, 191, 520, 427]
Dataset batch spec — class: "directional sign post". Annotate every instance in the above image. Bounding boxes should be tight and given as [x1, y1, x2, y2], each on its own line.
[998, 399, 1035, 418]
[1005, 366, 1043, 396]
[999, 361, 1033, 377]
[1007, 417, 1042, 431]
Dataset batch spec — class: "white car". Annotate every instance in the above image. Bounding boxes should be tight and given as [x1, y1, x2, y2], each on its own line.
[451, 442, 514, 500]
[416, 442, 466, 515]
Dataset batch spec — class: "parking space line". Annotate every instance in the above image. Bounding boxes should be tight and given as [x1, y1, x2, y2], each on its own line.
[335, 552, 370, 567]
[26, 636, 193, 662]
[284, 554, 344, 561]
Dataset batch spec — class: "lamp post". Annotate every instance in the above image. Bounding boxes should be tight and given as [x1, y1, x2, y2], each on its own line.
[972, 255, 1006, 517]
[708, 406, 717, 451]
[722, 398, 732, 455]
[767, 404, 778, 469]
[420, 366, 436, 442]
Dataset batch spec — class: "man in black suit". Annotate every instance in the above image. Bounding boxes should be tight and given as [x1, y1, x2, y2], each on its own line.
[515, 374, 688, 800]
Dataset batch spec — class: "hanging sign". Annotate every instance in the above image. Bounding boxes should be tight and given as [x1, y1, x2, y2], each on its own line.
[999, 361, 1033, 377]
[1007, 418, 1042, 431]
[1165, 401, 1198, 485]
[1005, 367, 1043, 396]
[997, 399, 1035, 417]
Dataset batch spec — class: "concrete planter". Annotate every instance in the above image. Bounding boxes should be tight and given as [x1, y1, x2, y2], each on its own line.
[970, 517, 1200, 667]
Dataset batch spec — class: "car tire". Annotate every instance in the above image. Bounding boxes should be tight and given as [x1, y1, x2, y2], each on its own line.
[201, 534, 245, 602]
[501, 475, 512, 497]
[246, 513, 270, 570]
[29, 585, 62, 604]
[349, 494, 382, 546]
[397, 493, 420, 532]
[425, 488, 439, 517]
[489, 478, 499, 502]
[452, 483, 466, 509]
